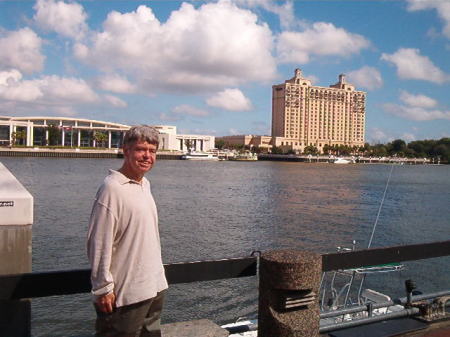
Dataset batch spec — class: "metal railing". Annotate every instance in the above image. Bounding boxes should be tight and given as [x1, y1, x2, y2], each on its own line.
[1, 240, 449, 301]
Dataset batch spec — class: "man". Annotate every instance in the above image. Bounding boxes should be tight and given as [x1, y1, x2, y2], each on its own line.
[87, 125, 168, 337]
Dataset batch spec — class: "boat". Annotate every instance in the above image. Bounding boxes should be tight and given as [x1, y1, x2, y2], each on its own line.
[332, 157, 354, 164]
[224, 164, 406, 337]
[229, 152, 258, 161]
[181, 152, 219, 161]
[222, 253, 406, 337]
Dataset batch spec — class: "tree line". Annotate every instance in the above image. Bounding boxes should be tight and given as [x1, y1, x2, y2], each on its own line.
[215, 138, 450, 163]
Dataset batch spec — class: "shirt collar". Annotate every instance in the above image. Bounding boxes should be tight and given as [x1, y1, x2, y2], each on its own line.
[108, 169, 146, 185]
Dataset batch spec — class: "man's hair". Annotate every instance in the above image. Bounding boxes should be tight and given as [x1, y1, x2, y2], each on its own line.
[123, 125, 159, 148]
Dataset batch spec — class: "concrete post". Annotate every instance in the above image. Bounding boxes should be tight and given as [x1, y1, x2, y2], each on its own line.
[0, 162, 33, 337]
[258, 250, 322, 337]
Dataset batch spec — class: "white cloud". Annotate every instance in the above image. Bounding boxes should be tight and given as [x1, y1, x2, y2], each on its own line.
[0, 70, 122, 115]
[178, 128, 218, 136]
[172, 104, 209, 117]
[0, 28, 45, 74]
[277, 22, 370, 64]
[367, 127, 392, 144]
[305, 74, 319, 85]
[347, 66, 383, 90]
[383, 90, 450, 121]
[407, 0, 450, 39]
[35, 75, 99, 103]
[159, 112, 181, 122]
[399, 90, 437, 108]
[0, 69, 23, 86]
[383, 103, 450, 121]
[401, 133, 416, 142]
[250, 120, 270, 135]
[96, 74, 137, 94]
[381, 48, 448, 83]
[52, 106, 77, 116]
[103, 94, 127, 108]
[206, 88, 252, 111]
[0, 70, 43, 102]
[235, 0, 296, 29]
[33, 0, 88, 40]
[75, 1, 276, 93]
[161, 104, 210, 122]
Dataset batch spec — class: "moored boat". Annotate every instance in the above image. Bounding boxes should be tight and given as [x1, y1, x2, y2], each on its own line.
[181, 152, 219, 161]
[332, 157, 355, 164]
[229, 152, 258, 161]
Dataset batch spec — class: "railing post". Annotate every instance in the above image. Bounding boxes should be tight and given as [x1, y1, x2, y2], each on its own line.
[258, 250, 322, 337]
[0, 162, 33, 337]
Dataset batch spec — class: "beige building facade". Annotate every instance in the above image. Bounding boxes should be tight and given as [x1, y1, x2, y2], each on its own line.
[217, 135, 273, 151]
[272, 68, 366, 153]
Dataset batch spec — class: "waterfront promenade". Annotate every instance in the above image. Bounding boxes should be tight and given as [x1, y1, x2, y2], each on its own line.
[0, 147, 435, 164]
[0, 147, 182, 159]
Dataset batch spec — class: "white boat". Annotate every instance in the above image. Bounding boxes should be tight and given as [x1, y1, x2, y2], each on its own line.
[181, 152, 219, 161]
[229, 152, 258, 161]
[332, 157, 353, 164]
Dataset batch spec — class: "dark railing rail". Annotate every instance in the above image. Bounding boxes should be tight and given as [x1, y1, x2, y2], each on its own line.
[0, 257, 257, 300]
[1, 240, 449, 300]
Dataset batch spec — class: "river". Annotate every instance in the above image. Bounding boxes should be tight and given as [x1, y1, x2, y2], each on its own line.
[1, 157, 449, 337]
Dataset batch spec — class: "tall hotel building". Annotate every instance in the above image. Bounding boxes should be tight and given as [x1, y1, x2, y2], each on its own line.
[272, 68, 366, 153]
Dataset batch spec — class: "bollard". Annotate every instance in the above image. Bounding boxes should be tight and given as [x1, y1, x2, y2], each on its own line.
[258, 250, 322, 337]
[0, 162, 33, 337]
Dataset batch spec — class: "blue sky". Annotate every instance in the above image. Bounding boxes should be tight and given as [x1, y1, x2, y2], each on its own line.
[0, 0, 449, 143]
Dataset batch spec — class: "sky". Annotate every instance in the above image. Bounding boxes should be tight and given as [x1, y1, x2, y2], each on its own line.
[0, 0, 449, 143]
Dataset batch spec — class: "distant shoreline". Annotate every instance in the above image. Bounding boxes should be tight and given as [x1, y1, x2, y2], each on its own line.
[0, 147, 182, 160]
[0, 148, 439, 164]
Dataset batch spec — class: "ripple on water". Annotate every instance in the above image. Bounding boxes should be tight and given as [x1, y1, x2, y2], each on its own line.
[1, 158, 449, 336]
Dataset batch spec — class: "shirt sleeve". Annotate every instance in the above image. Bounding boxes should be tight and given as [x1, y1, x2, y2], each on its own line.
[87, 201, 117, 297]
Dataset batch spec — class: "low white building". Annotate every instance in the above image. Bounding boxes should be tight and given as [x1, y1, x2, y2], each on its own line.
[0, 116, 215, 152]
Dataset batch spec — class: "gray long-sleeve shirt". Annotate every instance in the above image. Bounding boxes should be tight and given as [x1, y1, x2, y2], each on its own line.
[87, 170, 168, 307]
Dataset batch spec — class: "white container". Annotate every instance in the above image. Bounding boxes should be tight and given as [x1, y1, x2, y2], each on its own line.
[0, 162, 33, 226]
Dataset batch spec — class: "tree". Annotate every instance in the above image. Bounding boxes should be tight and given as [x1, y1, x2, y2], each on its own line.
[337, 145, 351, 155]
[390, 139, 407, 156]
[215, 139, 225, 150]
[303, 145, 318, 155]
[11, 130, 26, 146]
[229, 143, 244, 151]
[271, 146, 283, 154]
[434, 144, 449, 162]
[94, 132, 108, 148]
[184, 139, 194, 152]
[372, 144, 388, 157]
[47, 124, 61, 146]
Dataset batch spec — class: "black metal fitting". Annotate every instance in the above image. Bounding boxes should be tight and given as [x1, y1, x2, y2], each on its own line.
[405, 279, 417, 307]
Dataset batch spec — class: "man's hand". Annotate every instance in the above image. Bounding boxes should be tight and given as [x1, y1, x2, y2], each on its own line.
[96, 292, 116, 313]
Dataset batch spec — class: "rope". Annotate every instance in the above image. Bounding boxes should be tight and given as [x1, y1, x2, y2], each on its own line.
[367, 164, 395, 249]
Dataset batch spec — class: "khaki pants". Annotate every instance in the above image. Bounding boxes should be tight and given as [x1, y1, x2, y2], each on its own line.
[95, 291, 165, 337]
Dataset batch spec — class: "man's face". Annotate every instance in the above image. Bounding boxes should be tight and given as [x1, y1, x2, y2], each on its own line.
[123, 140, 157, 177]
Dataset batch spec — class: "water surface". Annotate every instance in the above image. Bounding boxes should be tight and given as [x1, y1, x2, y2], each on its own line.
[1, 158, 449, 336]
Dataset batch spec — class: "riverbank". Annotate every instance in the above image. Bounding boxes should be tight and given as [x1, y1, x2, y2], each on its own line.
[258, 154, 433, 164]
[0, 148, 439, 164]
[0, 147, 182, 159]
